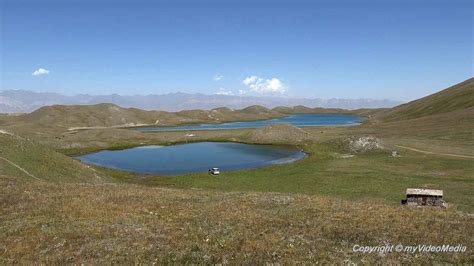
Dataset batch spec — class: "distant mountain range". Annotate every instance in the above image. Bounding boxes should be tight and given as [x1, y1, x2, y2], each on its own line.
[0, 90, 402, 113]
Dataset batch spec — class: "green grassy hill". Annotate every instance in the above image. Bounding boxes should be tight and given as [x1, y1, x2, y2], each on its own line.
[377, 78, 474, 122]
[240, 105, 270, 113]
[3, 103, 366, 141]
[14, 103, 168, 128]
[0, 130, 99, 182]
[10, 103, 285, 130]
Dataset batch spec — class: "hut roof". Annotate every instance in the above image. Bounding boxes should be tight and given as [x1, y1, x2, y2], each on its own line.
[406, 188, 443, 197]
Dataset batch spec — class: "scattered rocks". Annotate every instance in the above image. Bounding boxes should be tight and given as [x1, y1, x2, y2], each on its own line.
[345, 136, 383, 153]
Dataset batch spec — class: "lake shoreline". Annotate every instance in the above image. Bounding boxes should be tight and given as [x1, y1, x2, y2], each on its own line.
[75, 142, 308, 175]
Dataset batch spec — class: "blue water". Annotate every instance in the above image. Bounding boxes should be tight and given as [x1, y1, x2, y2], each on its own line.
[76, 142, 306, 175]
[135, 113, 364, 132]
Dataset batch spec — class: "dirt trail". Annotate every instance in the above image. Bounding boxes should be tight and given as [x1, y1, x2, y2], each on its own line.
[0, 156, 41, 180]
[396, 145, 474, 159]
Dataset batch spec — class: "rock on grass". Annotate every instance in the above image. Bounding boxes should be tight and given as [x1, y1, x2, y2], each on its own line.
[345, 135, 383, 153]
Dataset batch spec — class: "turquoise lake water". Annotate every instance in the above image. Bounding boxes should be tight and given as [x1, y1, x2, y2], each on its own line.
[76, 142, 306, 175]
[135, 113, 364, 132]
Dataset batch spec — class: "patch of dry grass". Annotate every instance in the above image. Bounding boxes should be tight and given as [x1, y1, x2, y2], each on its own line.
[1, 176, 472, 264]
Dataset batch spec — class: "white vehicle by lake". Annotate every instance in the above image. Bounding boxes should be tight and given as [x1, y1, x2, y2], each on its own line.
[208, 168, 220, 175]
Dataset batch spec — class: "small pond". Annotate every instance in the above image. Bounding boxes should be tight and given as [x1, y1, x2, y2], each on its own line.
[135, 113, 364, 132]
[76, 142, 306, 175]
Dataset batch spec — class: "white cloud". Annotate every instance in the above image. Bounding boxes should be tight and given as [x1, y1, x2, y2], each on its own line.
[242, 75, 286, 94]
[243, 76, 258, 86]
[32, 68, 50, 76]
[213, 74, 224, 81]
[215, 88, 234, 96]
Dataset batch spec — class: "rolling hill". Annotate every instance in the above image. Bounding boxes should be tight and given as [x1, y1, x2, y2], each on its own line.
[8, 103, 284, 130]
[0, 129, 99, 182]
[6, 103, 370, 132]
[16, 103, 164, 128]
[242, 123, 312, 144]
[376, 78, 474, 122]
[272, 105, 348, 114]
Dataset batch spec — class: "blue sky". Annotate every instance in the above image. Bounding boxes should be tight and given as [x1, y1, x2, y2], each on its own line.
[0, 0, 472, 100]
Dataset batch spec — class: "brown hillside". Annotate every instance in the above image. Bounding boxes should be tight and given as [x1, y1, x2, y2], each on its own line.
[377, 78, 474, 122]
[242, 123, 312, 144]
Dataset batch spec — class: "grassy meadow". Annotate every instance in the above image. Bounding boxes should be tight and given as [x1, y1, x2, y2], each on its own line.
[1, 175, 472, 264]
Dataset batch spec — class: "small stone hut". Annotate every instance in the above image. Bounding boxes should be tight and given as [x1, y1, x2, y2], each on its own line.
[401, 188, 446, 207]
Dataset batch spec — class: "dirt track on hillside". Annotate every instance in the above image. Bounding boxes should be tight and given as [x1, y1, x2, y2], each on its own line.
[396, 145, 474, 159]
